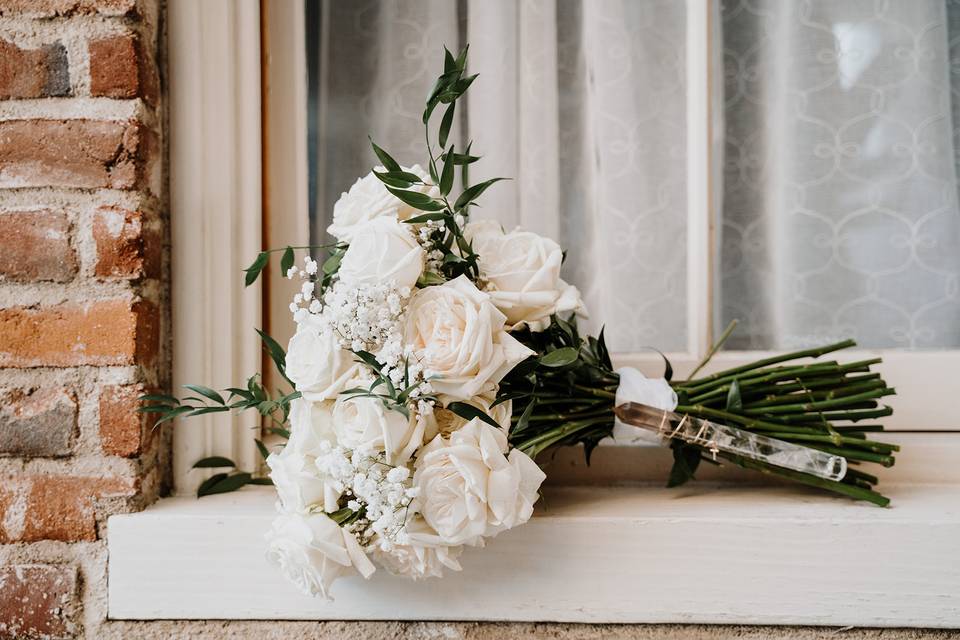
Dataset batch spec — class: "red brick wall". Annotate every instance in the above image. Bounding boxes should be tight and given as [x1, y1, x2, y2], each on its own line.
[0, 1, 166, 638]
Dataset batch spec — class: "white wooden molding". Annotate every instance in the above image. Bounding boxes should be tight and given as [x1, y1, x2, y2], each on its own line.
[109, 483, 960, 626]
[169, 0, 263, 494]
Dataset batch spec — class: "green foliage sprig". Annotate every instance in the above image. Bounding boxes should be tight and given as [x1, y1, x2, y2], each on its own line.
[368, 45, 506, 286]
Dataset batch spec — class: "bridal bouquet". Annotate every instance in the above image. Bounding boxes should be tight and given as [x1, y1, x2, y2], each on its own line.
[143, 46, 897, 599]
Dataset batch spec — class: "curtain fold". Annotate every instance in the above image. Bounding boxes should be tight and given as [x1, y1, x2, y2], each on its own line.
[306, 0, 960, 352]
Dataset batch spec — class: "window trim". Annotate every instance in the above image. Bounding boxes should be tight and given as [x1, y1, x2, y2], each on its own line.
[169, 0, 263, 494]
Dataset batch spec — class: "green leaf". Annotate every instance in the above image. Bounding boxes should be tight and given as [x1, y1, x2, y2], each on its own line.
[369, 138, 401, 172]
[443, 46, 457, 73]
[152, 405, 196, 425]
[666, 441, 701, 488]
[255, 439, 270, 460]
[197, 472, 252, 498]
[256, 328, 292, 385]
[447, 402, 502, 430]
[138, 393, 179, 405]
[454, 177, 508, 210]
[192, 456, 236, 469]
[267, 426, 291, 439]
[417, 271, 447, 287]
[726, 379, 743, 412]
[539, 347, 580, 368]
[386, 187, 445, 211]
[454, 44, 469, 70]
[248, 478, 274, 486]
[405, 212, 449, 224]
[440, 144, 455, 196]
[280, 246, 295, 276]
[244, 251, 269, 287]
[438, 103, 455, 149]
[196, 473, 229, 497]
[182, 384, 225, 405]
[322, 251, 342, 275]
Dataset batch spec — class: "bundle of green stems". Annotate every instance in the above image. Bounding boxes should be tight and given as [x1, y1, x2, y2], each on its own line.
[505, 321, 897, 507]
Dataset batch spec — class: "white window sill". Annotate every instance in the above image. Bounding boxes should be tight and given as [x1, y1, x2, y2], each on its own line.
[108, 482, 960, 627]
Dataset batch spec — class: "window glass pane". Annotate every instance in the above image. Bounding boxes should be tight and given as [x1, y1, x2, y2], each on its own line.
[305, 0, 689, 352]
[718, 0, 960, 350]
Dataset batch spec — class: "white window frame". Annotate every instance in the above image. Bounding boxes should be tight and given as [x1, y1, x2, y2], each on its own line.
[133, 0, 960, 625]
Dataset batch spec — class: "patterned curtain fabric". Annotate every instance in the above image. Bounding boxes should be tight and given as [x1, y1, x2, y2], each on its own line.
[306, 0, 960, 352]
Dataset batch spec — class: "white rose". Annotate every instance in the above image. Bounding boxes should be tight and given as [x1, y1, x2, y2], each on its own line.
[285, 314, 360, 402]
[267, 398, 342, 512]
[338, 216, 425, 291]
[327, 164, 439, 242]
[331, 391, 426, 465]
[465, 220, 585, 331]
[265, 511, 375, 600]
[413, 418, 546, 546]
[403, 276, 534, 403]
[372, 543, 463, 580]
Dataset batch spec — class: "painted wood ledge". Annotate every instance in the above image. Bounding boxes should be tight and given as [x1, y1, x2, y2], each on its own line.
[108, 483, 960, 627]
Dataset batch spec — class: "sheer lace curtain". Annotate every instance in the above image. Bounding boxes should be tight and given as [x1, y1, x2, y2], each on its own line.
[306, 0, 960, 353]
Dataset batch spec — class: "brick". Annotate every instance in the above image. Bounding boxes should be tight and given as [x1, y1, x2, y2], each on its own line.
[0, 388, 76, 457]
[0, 299, 159, 368]
[0, 0, 135, 17]
[0, 210, 77, 282]
[0, 564, 78, 639]
[89, 33, 158, 103]
[93, 206, 159, 279]
[0, 474, 135, 542]
[99, 384, 146, 457]
[0, 38, 69, 99]
[0, 119, 149, 190]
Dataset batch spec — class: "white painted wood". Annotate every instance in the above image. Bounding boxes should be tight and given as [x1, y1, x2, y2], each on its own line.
[262, 0, 310, 380]
[685, 0, 713, 357]
[108, 483, 960, 626]
[168, 0, 263, 494]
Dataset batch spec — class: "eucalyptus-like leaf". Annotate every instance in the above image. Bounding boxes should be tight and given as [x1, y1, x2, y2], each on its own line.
[726, 378, 743, 412]
[280, 246, 295, 275]
[454, 177, 508, 210]
[447, 402, 502, 430]
[439, 103, 455, 149]
[198, 472, 252, 498]
[244, 251, 269, 287]
[182, 384, 225, 405]
[369, 138, 401, 172]
[405, 212, 449, 224]
[539, 347, 580, 368]
[386, 187, 445, 212]
[192, 456, 236, 469]
[322, 251, 342, 275]
[256, 328, 292, 385]
[440, 144, 455, 196]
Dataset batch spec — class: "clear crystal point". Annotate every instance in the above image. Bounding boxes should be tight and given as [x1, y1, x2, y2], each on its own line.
[614, 402, 847, 481]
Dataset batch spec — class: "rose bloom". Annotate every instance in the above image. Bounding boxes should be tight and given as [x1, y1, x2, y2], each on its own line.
[412, 418, 546, 546]
[285, 314, 359, 402]
[372, 518, 464, 580]
[331, 389, 426, 465]
[265, 511, 375, 599]
[338, 216, 425, 291]
[267, 398, 342, 513]
[465, 219, 584, 331]
[402, 275, 534, 403]
[327, 164, 438, 242]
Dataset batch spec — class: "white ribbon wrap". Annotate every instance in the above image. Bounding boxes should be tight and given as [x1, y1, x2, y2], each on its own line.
[612, 367, 678, 444]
